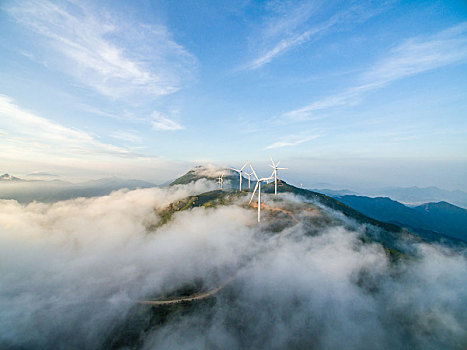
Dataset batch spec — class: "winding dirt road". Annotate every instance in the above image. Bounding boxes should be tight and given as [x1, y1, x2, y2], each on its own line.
[137, 276, 236, 305]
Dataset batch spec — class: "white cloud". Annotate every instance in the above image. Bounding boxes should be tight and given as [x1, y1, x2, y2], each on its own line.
[0, 184, 465, 349]
[0, 95, 133, 157]
[281, 23, 467, 120]
[5, 1, 197, 99]
[0, 95, 188, 181]
[193, 164, 234, 178]
[0, 95, 194, 182]
[362, 23, 467, 84]
[151, 111, 184, 131]
[26, 171, 59, 178]
[110, 130, 142, 143]
[265, 134, 320, 149]
[243, 1, 383, 70]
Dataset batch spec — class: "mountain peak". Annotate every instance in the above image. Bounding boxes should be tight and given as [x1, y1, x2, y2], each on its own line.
[0, 173, 22, 181]
[415, 201, 467, 213]
[170, 166, 236, 186]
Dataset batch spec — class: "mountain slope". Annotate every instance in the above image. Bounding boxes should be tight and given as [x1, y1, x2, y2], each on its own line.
[161, 168, 429, 254]
[167, 167, 467, 247]
[338, 195, 467, 242]
[412, 201, 467, 241]
[169, 168, 402, 234]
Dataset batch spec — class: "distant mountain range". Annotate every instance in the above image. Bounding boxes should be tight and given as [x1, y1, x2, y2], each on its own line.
[368, 186, 467, 208]
[0, 174, 156, 203]
[311, 188, 358, 197]
[337, 195, 467, 243]
[313, 185, 467, 209]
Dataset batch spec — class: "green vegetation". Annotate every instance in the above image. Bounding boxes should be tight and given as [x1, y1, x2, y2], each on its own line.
[159, 169, 416, 251]
[153, 190, 248, 229]
[169, 169, 205, 186]
[169, 168, 404, 235]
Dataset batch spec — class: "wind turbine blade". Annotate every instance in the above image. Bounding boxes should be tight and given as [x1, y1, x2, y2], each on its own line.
[250, 164, 259, 180]
[240, 162, 248, 171]
[277, 167, 287, 170]
[231, 168, 240, 172]
[276, 161, 280, 167]
[270, 156, 276, 167]
[259, 176, 273, 182]
[269, 164, 275, 168]
[249, 182, 259, 204]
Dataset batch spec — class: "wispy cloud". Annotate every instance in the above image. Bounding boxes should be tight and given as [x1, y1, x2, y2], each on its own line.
[0, 95, 190, 181]
[362, 23, 467, 83]
[243, 1, 383, 70]
[5, 1, 197, 99]
[75, 103, 133, 121]
[151, 111, 184, 131]
[0, 95, 137, 158]
[110, 130, 142, 143]
[26, 171, 59, 178]
[281, 23, 467, 120]
[246, 16, 336, 70]
[265, 133, 320, 149]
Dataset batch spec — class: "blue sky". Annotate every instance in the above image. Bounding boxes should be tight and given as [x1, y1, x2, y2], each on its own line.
[0, 0, 466, 189]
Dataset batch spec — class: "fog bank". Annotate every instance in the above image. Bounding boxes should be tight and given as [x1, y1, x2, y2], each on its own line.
[0, 181, 465, 349]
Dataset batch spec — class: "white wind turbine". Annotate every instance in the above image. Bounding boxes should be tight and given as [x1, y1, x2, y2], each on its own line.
[244, 171, 254, 189]
[270, 157, 287, 195]
[249, 164, 273, 223]
[216, 173, 224, 189]
[231, 162, 249, 191]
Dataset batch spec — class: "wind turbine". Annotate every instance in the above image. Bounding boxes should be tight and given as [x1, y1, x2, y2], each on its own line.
[216, 173, 224, 189]
[231, 162, 248, 191]
[249, 164, 273, 223]
[244, 172, 253, 189]
[270, 157, 287, 195]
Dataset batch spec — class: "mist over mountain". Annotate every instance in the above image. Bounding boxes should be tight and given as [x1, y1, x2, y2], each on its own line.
[0, 173, 23, 182]
[1, 166, 465, 350]
[0, 174, 156, 203]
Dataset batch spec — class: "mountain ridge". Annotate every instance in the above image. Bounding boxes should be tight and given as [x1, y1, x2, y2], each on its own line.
[164, 167, 466, 248]
[314, 185, 467, 208]
[337, 195, 467, 243]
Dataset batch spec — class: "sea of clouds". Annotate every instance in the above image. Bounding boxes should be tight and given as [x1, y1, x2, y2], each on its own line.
[0, 180, 465, 349]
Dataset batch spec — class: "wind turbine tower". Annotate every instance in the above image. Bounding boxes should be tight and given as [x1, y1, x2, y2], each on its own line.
[216, 173, 224, 189]
[270, 157, 287, 195]
[249, 164, 273, 223]
[231, 162, 248, 191]
[245, 172, 253, 189]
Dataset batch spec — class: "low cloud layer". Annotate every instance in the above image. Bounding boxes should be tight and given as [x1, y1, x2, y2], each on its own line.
[0, 181, 465, 349]
[193, 164, 235, 178]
